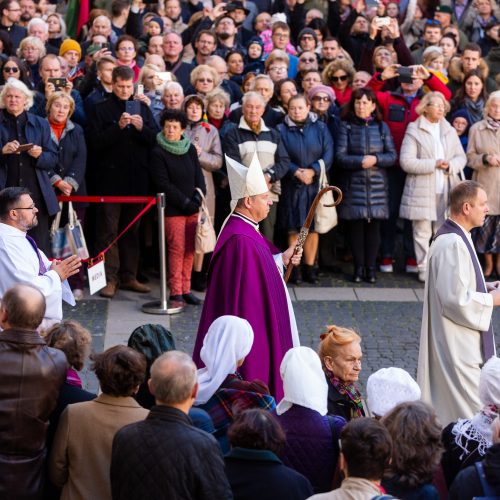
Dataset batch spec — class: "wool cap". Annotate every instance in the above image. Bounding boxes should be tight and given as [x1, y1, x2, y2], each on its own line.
[59, 39, 82, 58]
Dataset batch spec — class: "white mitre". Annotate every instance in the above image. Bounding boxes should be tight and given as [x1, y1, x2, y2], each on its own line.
[225, 154, 269, 204]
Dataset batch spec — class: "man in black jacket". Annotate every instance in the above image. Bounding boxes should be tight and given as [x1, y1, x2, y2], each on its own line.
[110, 351, 233, 500]
[0, 0, 26, 50]
[88, 65, 159, 298]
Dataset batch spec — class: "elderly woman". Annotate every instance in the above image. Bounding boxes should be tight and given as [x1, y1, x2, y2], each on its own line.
[318, 325, 365, 421]
[49, 345, 148, 500]
[161, 81, 184, 111]
[442, 356, 500, 487]
[183, 94, 222, 290]
[195, 316, 275, 453]
[308, 84, 340, 140]
[149, 109, 206, 307]
[322, 59, 355, 106]
[46, 91, 87, 298]
[277, 94, 333, 284]
[467, 90, 500, 278]
[336, 87, 396, 283]
[190, 64, 220, 98]
[452, 70, 489, 126]
[225, 410, 313, 499]
[0, 78, 58, 254]
[206, 87, 231, 132]
[300, 69, 322, 94]
[381, 401, 443, 499]
[17, 36, 46, 86]
[399, 91, 466, 283]
[275, 347, 345, 493]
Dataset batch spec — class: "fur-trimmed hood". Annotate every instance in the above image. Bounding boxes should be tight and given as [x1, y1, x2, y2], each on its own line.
[448, 56, 490, 83]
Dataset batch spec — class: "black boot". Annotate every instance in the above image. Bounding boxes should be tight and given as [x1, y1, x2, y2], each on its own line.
[303, 265, 319, 284]
[289, 266, 302, 285]
[353, 266, 364, 283]
[191, 271, 207, 292]
[365, 267, 377, 284]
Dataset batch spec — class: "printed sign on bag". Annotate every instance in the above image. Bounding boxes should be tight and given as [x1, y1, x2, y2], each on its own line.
[88, 259, 107, 295]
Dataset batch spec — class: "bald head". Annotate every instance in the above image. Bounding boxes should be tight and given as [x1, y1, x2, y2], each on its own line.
[149, 351, 197, 406]
[1, 284, 46, 330]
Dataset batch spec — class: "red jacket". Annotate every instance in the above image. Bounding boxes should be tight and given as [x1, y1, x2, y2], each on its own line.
[367, 73, 452, 157]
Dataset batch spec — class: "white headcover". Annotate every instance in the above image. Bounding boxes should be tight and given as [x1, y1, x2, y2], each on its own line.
[195, 315, 254, 405]
[276, 346, 328, 416]
[366, 367, 421, 417]
[225, 153, 269, 203]
[479, 356, 500, 407]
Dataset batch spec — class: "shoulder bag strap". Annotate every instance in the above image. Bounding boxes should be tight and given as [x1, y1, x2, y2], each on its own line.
[50, 202, 63, 234]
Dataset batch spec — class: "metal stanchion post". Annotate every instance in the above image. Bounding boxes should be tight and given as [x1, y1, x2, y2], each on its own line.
[142, 193, 183, 315]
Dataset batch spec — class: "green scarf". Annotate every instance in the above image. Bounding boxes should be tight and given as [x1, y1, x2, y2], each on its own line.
[156, 132, 191, 155]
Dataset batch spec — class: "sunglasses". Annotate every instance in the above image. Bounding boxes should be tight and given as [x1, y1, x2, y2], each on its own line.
[425, 19, 442, 25]
[312, 95, 331, 102]
[198, 78, 214, 83]
[3, 66, 19, 73]
[332, 75, 348, 82]
[300, 58, 316, 63]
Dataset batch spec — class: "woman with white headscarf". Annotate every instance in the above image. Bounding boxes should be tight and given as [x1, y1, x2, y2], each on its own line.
[441, 356, 500, 487]
[275, 347, 346, 494]
[194, 315, 275, 452]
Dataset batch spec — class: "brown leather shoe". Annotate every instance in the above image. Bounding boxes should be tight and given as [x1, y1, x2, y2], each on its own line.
[120, 280, 151, 293]
[100, 282, 118, 298]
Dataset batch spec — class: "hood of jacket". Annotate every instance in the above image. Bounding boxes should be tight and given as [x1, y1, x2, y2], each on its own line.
[449, 56, 490, 83]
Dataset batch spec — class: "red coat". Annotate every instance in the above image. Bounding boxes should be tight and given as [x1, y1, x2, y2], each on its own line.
[367, 73, 452, 157]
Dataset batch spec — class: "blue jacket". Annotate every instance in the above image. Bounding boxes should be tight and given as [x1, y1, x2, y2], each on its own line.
[336, 118, 396, 220]
[277, 114, 334, 230]
[0, 111, 59, 215]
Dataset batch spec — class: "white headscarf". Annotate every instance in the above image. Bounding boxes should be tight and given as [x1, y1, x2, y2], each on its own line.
[276, 346, 328, 416]
[195, 315, 254, 405]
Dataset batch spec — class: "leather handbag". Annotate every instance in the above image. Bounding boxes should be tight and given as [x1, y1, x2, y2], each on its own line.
[194, 188, 216, 254]
[314, 159, 338, 234]
[50, 201, 89, 259]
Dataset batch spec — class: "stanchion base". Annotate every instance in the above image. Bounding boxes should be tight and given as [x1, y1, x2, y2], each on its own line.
[141, 300, 183, 315]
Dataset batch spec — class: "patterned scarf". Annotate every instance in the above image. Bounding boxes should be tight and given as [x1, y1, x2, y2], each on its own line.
[486, 116, 500, 130]
[156, 132, 191, 155]
[326, 369, 364, 417]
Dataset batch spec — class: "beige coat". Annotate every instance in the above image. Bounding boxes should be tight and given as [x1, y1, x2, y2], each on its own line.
[399, 116, 466, 221]
[185, 122, 223, 218]
[307, 478, 384, 500]
[467, 119, 500, 215]
[417, 230, 494, 425]
[49, 394, 148, 500]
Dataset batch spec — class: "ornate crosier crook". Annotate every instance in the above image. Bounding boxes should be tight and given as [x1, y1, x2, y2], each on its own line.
[284, 186, 343, 283]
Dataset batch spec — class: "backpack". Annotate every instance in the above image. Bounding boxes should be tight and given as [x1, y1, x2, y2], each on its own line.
[473, 461, 500, 499]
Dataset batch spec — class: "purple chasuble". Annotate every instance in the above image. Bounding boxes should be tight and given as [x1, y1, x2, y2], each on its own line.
[26, 234, 47, 275]
[434, 219, 495, 360]
[192, 215, 294, 401]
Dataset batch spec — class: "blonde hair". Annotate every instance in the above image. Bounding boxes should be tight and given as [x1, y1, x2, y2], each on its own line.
[17, 36, 47, 60]
[46, 91, 75, 117]
[415, 91, 450, 116]
[318, 325, 361, 361]
[484, 90, 500, 118]
[190, 64, 220, 88]
[265, 49, 290, 70]
[322, 59, 355, 86]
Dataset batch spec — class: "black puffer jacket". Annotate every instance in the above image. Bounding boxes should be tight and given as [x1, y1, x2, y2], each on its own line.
[336, 118, 396, 220]
[110, 405, 233, 500]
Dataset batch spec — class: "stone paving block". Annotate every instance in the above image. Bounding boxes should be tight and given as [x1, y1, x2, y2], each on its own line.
[354, 288, 419, 302]
[294, 287, 357, 301]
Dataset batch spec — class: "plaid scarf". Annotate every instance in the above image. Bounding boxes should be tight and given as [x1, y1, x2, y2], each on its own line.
[326, 369, 364, 418]
[486, 116, 500, 130]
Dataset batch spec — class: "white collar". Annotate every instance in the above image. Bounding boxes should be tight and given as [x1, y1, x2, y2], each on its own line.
[0, 222, 27, 237]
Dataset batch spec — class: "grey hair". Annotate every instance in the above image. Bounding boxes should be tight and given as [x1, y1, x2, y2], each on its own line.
[150, 351, 197, 405]
[27, 18, 48, 35]
[0, 78, 34, 110]
[251, 74, 274, 93]
[17, 36, 46, 59]
[242, 90, 266, 107]
[163, 81, 184, 95]
[484, 90, 500, 118]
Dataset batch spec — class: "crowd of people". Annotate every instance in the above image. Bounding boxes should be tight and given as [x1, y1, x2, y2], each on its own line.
[1, 283, 499, 499]
[0, 0, 498, 303]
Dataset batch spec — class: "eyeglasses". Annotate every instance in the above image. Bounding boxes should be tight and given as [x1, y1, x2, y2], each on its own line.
[12, 204, 36, 210]
[197, 78, 214, 83]
[118, 46, 135, 52]
[331, 75, 348, 82]
[300, 35, 315, 40]
[3, 66, 19, 73]
[299, 57, 316, 63]
[427, 102, 445, 109]
[273, 33, 289, 39]
[312, 95, 331, 102]
[269, 66, 287, 73]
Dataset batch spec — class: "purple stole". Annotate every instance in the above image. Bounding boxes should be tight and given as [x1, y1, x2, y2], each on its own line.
[434, 219, 495, 360]
[25, 234, 47, 275]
